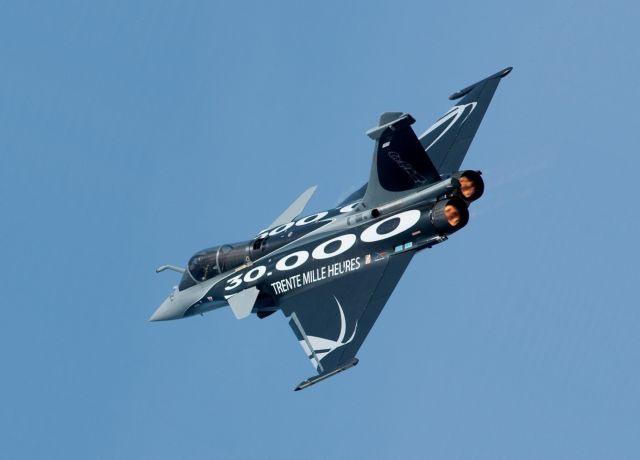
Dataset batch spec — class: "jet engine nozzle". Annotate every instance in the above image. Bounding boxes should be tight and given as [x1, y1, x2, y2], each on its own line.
[431, 196, 469, 234]
[453, 170, 484, 202]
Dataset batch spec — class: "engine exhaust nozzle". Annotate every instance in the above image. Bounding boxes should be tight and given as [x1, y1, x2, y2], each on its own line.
[453, 170, 484, 202]
[431, 196, 469, 234]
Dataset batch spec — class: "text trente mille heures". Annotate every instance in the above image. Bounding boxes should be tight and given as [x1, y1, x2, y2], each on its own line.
[270, 257, 361, 295]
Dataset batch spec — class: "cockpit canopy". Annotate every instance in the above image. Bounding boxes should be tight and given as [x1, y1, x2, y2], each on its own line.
[178, 241, 252, 291]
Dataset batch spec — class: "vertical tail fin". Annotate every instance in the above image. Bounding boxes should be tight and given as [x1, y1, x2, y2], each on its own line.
[359, 113, 441, 209]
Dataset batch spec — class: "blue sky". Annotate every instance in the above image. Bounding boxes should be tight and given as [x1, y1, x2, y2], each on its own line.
[1, 1, 639, 458]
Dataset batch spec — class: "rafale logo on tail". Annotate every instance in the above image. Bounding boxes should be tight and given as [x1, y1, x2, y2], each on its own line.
[386, 151, 428, 185]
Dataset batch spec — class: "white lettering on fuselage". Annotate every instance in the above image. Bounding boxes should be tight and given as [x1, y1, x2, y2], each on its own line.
[225, 208, 421, 292]
[270, 257, 361, 295]
[270, 274, 303, 295]
[255, 203, 358, 240]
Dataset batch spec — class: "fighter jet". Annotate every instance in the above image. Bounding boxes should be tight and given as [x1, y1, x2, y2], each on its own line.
[151, 67, 512, 390]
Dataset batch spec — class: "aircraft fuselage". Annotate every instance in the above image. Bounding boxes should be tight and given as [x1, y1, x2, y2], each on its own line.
[151, 175, 474, 322]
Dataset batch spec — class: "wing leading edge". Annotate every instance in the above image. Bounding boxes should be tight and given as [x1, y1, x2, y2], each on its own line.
[277, 251, 414, 390]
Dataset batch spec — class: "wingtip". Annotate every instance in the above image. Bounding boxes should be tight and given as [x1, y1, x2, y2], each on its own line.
[448, 66, 513, 100]
[500, 66, 513, 77]
[292, 358, 359, 391]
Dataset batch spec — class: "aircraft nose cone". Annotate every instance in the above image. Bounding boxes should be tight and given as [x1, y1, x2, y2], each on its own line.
[149, 298, 174, 322]
[148, 305, 168, 321]
[149, 284, 207, 321]
[149, 289, 184, 321]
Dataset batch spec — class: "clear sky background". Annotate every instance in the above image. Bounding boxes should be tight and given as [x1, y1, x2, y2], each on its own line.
[1, 1, 639, 459]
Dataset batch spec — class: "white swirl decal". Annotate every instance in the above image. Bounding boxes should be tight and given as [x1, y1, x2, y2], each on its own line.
[298, 296, 358, 369]
[419, 102, 477, 152]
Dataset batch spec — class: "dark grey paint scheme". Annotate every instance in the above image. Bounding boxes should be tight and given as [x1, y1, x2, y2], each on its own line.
[282, 251, 414, 381]
[151, 67, 512, 390]
[361, 113, 441, 209]
[419, 66, 513, 173]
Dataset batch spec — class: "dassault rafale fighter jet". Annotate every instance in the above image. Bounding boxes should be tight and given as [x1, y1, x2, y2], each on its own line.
[151, 67, 512, 390]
